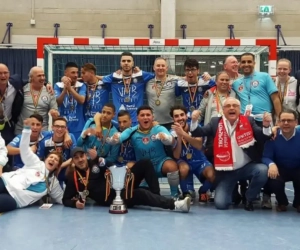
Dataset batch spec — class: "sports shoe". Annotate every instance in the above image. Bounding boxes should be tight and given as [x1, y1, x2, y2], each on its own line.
[261, 193, 272, 209]
[199, 193, 209, 204]
[174, 197, 191, 213]
[209, 190, 215, 202]
[183, 192, 194, 205]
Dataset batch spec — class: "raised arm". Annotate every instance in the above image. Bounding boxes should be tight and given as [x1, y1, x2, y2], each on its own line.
[20, 118, 41, 167]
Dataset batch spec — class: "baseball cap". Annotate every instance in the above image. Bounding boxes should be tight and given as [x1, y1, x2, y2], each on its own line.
[70, 147, 85, 158]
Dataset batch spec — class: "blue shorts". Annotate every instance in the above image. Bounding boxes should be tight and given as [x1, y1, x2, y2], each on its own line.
[155, 157, 173, 178]
[178, 159, 212, 183]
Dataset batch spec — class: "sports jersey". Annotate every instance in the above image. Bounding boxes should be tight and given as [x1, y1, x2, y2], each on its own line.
[54, 81, 87, 138]
[115, 139, 136, 166]
[146, 75, 180, 124]
[102, 71, 155, 125]
[9, 131, 52, 168]
[232, 72, 278, 121]
[77, 118, 119, 163]
[15, 85, 58, 134]
[176, 77, 215, 119]
[119, 125, 171, 171]
[84, 80, 110, 120]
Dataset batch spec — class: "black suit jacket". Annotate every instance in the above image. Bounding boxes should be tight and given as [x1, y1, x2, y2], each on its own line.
[9, 74, 25, 124]
[191, 116, 270, 163]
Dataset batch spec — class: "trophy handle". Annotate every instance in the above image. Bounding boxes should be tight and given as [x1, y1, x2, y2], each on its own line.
[104, 170, 112, 202]
[124, 169, 135, 200]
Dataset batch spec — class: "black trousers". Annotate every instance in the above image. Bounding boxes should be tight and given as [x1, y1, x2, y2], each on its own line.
[93, 159, 175, 210]
[264, 168, 300, 207]
[0, 178, 17, 213]
[1, 121, 15, 168]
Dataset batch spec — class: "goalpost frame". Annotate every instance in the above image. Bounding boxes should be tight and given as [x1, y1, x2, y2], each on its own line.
[36, 37, 277, 84]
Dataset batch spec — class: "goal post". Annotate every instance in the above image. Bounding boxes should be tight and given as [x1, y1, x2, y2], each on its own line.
[37, 37, 277, 85]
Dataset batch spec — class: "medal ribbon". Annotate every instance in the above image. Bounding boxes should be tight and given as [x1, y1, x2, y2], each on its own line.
[154, 79, 165, 100]
[67, 87, 78, 110]
[182, 138, 190, 157]
[215, 91, 228, 113]
[74, 168, 90, 193]
[121, 141, 129, 155]
[99, 124, 112, 155]
[44, 171, 55, 203]
[123, 76, 131, 94]
[188, 84, 197, 106]
[30, 86, 43, 112]
[0, 84, 8, 103]
[276, 77, 289, 104]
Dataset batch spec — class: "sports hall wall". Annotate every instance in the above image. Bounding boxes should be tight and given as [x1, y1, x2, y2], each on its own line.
[1, 0, 300, 80]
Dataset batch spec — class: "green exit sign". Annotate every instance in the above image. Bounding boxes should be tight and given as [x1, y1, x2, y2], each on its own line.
[259, 5, 274, 14]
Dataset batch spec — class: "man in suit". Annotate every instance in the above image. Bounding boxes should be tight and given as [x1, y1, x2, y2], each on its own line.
[172, 97, 272, 211]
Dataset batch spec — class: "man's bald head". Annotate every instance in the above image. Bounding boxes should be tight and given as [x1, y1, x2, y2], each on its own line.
[0, 64, 10, 85]
[223, 97, 240, 107]
[29, 66, 45, 85]
[223, 56, 239, 74]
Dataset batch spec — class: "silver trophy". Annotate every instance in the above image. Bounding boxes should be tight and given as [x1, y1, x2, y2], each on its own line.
[106, 165, 134, 214]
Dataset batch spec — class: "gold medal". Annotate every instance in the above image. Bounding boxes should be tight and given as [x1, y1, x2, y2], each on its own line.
[124, 97, 130, 102]
[118, 156, 124, 163]
[155, 99, 161, 106]
[189, 106, 195, 112]
[186, 153, 192, 159]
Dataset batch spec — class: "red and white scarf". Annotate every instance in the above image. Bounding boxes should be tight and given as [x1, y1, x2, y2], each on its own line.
[213, 115, 255, 171]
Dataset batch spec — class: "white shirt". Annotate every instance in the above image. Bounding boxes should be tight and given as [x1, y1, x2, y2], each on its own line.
[223, 118, 252, 170]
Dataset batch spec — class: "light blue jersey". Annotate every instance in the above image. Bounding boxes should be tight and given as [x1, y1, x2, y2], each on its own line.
[232, 72, 278, 121]
[54, 81, 87, 139]
[102, 71, 154, 126]
[84, 80, 111, 120]
[77, 118, 119, 163]
[119, 125, 171, 176]
[9, 131, 52, 169]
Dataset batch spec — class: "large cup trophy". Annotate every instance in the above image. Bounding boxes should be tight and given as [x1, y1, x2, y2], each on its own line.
[105, 165, 134, 214]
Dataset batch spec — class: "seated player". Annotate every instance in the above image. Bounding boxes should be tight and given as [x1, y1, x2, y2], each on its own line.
[110, 105, 180, 198]
[37, 117, 77, 187]
[7, 114, 51, 170]
[170, 105, 215, 204]
[63, 147, 190, 212]
[77, 103, 119, 163]
[0, 118, 63, 213]
[114, 110, 136, 167]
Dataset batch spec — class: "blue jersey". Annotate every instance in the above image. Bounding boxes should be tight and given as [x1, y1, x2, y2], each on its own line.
[170, 128, 208, 165]
[37, 133, 77, 161]
[232, 72, 278, 121]
[54, 81, 87, 135]
[176, 77, 215, 118]
[102, 71, 154, 125]
[77, 118, 119, 163]
[9, 131, 52, 168]
[119, 125, 170, 168]
[84, 80, 110, 120]
[116, 140, 135, 166]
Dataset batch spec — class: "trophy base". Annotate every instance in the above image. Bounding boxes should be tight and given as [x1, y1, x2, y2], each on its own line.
[109, 204, 128, 214]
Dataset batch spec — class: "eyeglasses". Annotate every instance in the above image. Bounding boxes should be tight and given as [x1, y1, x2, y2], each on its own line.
[184, 68, 198, 73]
[53, 125, 67, 129]
[223, 104, 240, 108]
[279, 119, 295, 124]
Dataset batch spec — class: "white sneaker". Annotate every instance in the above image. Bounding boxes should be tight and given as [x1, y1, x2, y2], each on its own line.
[261, 193, 272, 209]
[174, 197, 191, 213]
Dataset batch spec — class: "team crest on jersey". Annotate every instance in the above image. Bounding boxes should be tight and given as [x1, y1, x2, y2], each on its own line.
[132, 78, 137, 83]
[142, 137, 150, 144]
[251, 81, 259, 87]
[41, 96, 48, 102]
[97, 85, 102, 90]
[238, 85, 244, 92]
[92, 165, 100, 174]
[150, 135, 157, 141]
[198, 87, 202, 92]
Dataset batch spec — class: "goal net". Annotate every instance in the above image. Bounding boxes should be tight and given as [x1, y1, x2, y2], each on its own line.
[39, 38, 275, 86]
